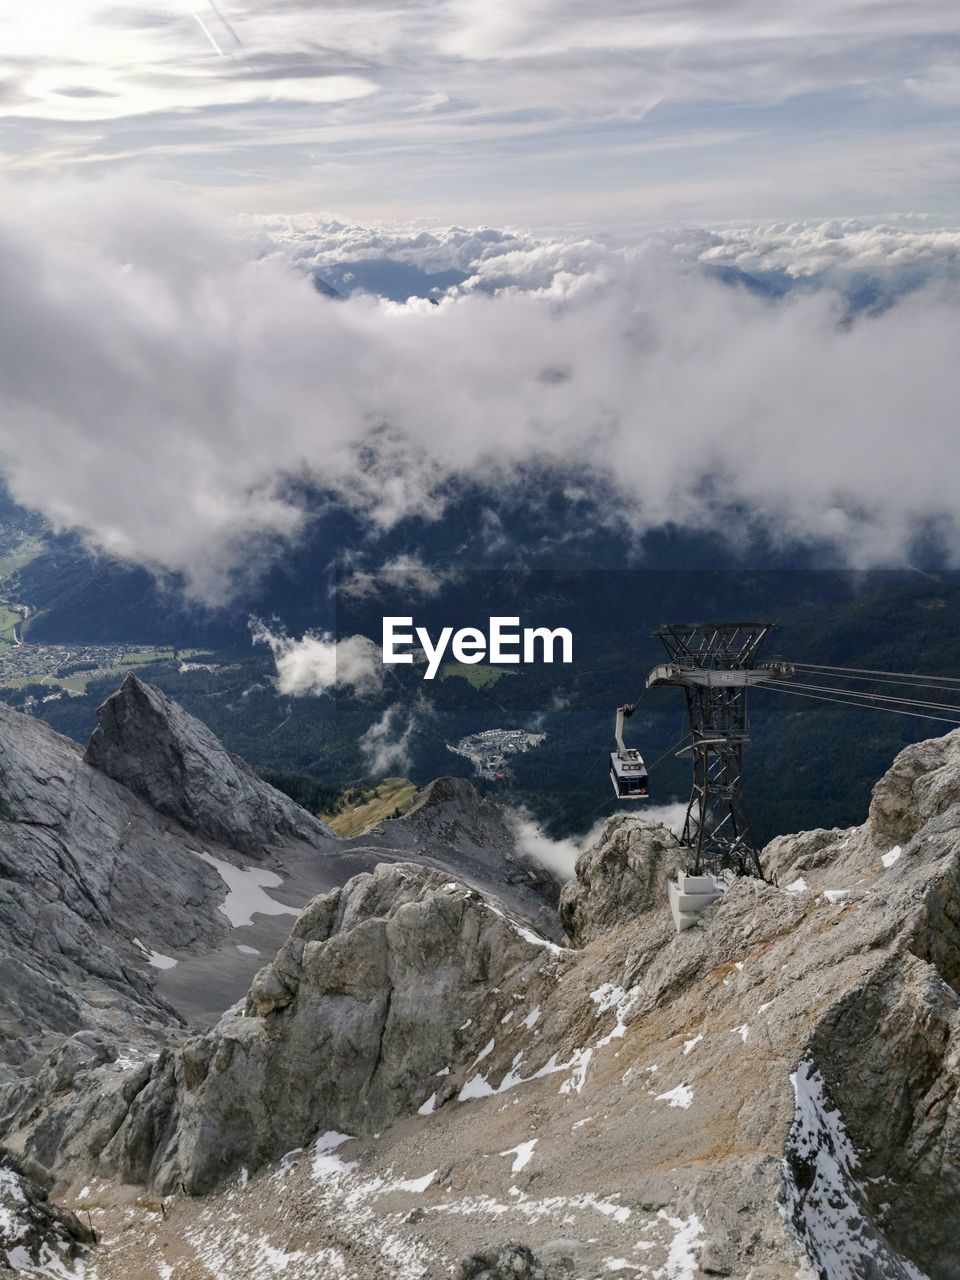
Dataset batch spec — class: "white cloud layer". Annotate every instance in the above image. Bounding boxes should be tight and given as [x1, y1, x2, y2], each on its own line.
[251, 621, 383, 696]
[3, 181, 960, 597]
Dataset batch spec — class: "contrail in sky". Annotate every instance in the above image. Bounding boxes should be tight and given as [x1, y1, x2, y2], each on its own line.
[208, 0, 244, 49]
[192, 9, 225, 56]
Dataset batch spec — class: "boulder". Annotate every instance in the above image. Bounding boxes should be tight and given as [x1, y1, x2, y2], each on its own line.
[868, 726, 960, 846]
[457, 1243, 560, 1280]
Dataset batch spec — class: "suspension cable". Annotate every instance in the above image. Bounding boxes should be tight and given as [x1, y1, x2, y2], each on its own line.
[790, 661, 960, 689]
[766, 676, 960, 715]
[757, 682, 960, 726]
[645, 733, 692, 772]
[791, 666, 960, 696]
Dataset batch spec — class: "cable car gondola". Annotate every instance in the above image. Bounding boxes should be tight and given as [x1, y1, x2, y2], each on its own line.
[610, 703, 649, 800]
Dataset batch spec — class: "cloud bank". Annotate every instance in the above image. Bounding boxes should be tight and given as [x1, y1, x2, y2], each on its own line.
[3, 181, 960, 599]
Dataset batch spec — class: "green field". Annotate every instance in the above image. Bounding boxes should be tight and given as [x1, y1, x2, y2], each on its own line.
[0, 648, 213, 693]
[440, 662, 520, 689]
[0, 606, 23, 643]
[322, 777, 418, 836]
[0, 537, 45, 582]
[55, 649, 213, 692]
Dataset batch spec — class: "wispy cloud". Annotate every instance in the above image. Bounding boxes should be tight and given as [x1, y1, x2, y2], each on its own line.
[1, 2, 960, 219]
[508, 802, 688, 881]
[359, 701, 422, 775]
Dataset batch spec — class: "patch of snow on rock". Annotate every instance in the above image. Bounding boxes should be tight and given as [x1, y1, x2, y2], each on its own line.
[782, 1058, 930, 1280]
[473, 1039, 495, 1065]
[191, 849, 297, 928]
[655, 1084, 694, 1109]
[658, 1209, 705, 1280]
[500, 1140, 537, 1173]
[823, 889, 850, 903]
[132, 938, 178, 970]
[311, 1132, 357, 1179]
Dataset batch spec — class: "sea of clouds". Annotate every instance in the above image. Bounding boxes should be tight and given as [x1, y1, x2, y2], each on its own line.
[2, 179, 960, 604]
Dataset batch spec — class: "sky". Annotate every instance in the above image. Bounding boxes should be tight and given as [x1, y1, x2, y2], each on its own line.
[2, 1, 960, 223]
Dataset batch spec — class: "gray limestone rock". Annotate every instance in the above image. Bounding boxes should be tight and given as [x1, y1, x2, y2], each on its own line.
[0, 700, 220, 1064]
[96, 862, 564, 1194]
[558, 815, 685, 946]
[868, 726, 960, 846]
[84, 673, 334, 854]
[0, 1151, 95, 1271]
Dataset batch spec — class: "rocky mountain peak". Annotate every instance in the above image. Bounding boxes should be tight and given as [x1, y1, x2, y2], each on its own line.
[84, 673, 334, 854]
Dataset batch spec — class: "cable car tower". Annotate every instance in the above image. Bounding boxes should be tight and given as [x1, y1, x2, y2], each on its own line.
[646, 622, 794, 878]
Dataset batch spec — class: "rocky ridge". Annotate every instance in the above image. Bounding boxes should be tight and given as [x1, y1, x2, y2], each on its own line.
[346, 775, 565, 940]
[0, 676, 562, 1070]
[2, 691, 960, 1278]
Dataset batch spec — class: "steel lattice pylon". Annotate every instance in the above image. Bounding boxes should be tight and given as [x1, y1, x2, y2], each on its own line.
[646, 622, 793, 877]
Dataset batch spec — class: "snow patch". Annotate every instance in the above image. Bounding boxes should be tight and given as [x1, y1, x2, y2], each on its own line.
[681, 1034, 703, 1055]
[510, 922, 568, 956]
[657, 1209, 705, 1280]
[191, 849, 297, 928]
[473, 1039, 495, 1065]
[500, 1140, 537, 1173]
[785, 878, 808, 894]
[881, 846, 902, 869]
[655, 1084, 694, 1109]
[311, 1131, 357, 1179]
[822, 889, 850, 903]
[782, 1058, 930, 1280]
[132, 938, 178, 970]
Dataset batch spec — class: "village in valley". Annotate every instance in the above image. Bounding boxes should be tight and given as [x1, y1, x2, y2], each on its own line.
[447, 727, 546, 779]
